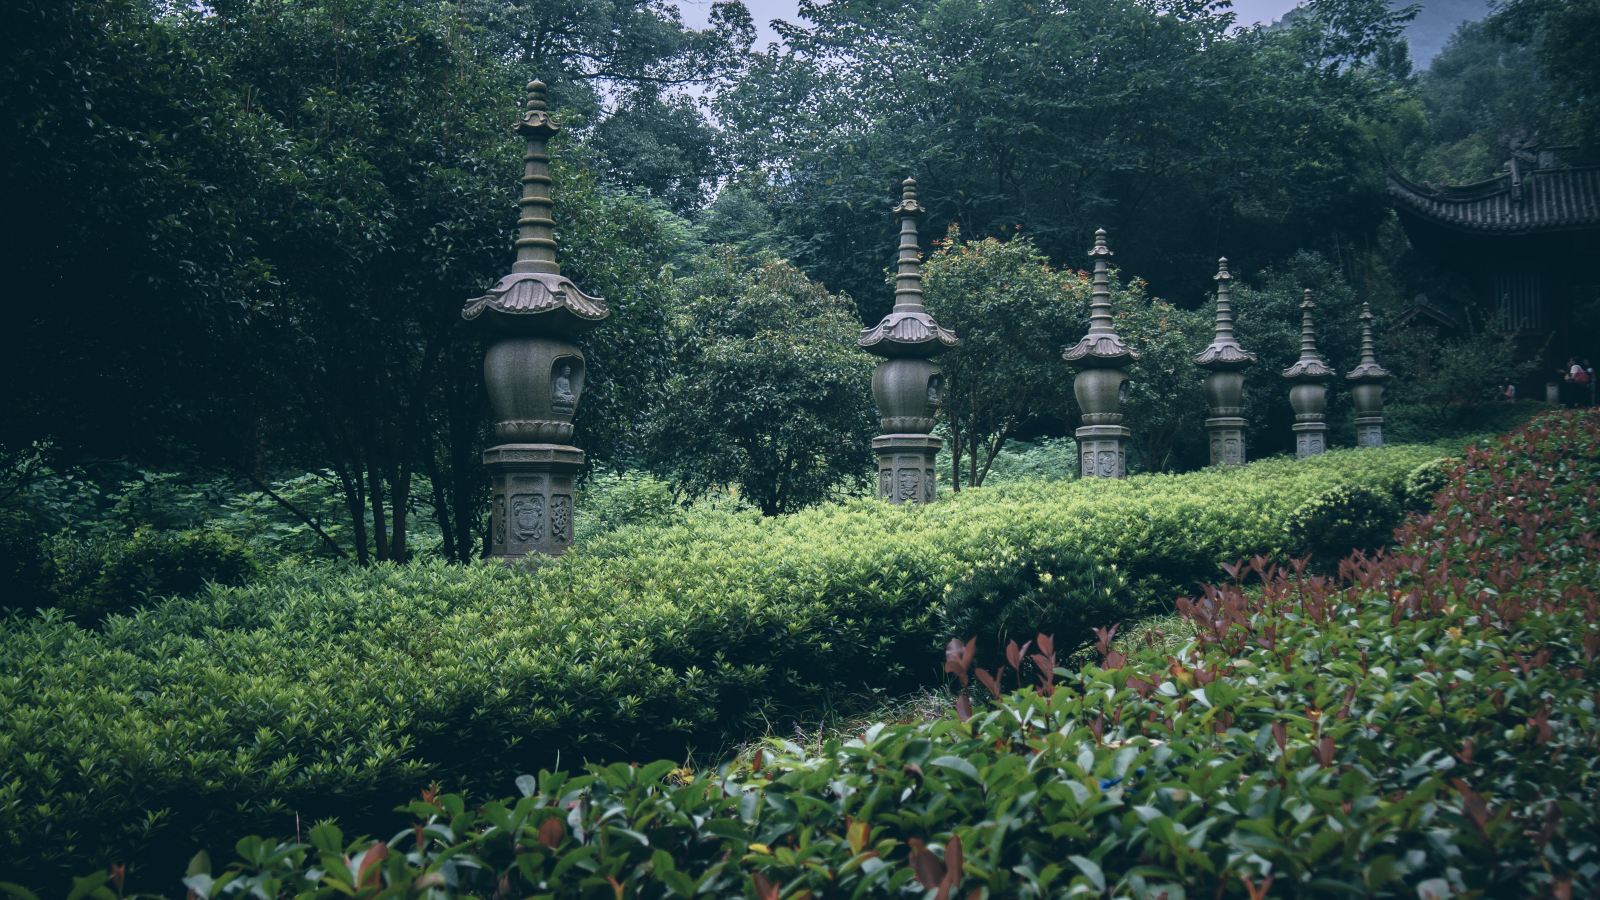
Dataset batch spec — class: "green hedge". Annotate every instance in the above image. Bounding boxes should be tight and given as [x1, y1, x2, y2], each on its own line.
[0, 439, 1463, 886]
[149, 411, 1600, 899]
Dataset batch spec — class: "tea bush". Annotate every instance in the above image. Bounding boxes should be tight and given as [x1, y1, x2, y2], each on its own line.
[43, 528, 259, 622]
[0, 438, 1466, 886]
[153, 411, 1600, 899]
[1284, 482, 1403, 568]
[940, 543, 1131, 664]
[1402, 456, 1455, 512]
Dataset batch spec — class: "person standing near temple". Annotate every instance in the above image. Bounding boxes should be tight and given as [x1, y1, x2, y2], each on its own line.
[1563, 358, 1588, 408]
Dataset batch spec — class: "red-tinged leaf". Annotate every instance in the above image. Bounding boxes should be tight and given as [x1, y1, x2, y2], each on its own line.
[943, 834, 964, 889]
[1271, 721, 1287, 755]
[975, 667, 1003, 700]
[907, 838, 946, 889]
[607, 874, 625, 900]
[752, 872, 780, 900]
[1452, 778, 1491, 833]
[961, 637, 976, 670]
[1240, 873, 1274, 900]
[1222, 560, 1240, 579]
[1005, 640, 1024, 672]
[1316, 734, 1336, 768]
[1035, 633, 1054, 656]
[1455, 737, 1475, 765]
[751, 748, 764, 772]
[1102, 650, 1126, 670]
[538, 816, 565, 849]
[943, 639, 967, 676]
[357, 842, 388, 889]
[1553, 875, 1573, 900]
[955, 692, 972, 722]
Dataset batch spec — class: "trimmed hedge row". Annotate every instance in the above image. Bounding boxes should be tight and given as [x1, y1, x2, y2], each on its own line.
[154, 411, 1600, 899]
[0, 440, 1460, 885]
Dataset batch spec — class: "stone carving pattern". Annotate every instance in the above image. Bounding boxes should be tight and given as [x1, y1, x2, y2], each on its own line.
[494, 496, 507, 549]
[896, 468, 919, 503]
[551, 495, 572, 543]
[1096, 449, 1117, 478]
[879, 469, 892, 499]
[924, 469, 935, 503]
[511, 494, 544, 542]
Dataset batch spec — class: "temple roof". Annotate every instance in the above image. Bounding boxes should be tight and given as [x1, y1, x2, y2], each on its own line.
[1388, 165, 1600, 235]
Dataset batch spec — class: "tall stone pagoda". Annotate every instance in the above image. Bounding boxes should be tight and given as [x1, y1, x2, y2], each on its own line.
[1346, 302, 1392, 447]
[463, 80, 608, 559]
[1063, 229, 1138, 478]
[1281, 290, 1335, 458]
[858, 178, 957, 504]
[1193, 257, 1256, 466]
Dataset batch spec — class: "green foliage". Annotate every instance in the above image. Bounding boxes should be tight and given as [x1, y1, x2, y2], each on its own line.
[645, 250, 876, 514]
[941, 544, 1132, 662]
[0, 439, 1466, 885]
[1402, 456, 1455, 512]
[922, 231, 1086, 487]
[980, 438, 1079, 484]
[47, 529, 260, 623]
[1286, 483, 1403, 567]
[717, 0, 1413, 308]
[1385, 399, 1551, 445]
[146, 412, 1600, 898]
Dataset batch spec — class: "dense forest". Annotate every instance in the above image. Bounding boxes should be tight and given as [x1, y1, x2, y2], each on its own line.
[2, 0, 1596, 573]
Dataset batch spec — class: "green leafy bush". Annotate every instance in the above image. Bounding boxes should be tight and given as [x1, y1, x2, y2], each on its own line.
[1402, 456, 1455, 512]
[1285, 482, 1403, 567]
[48, 529, 259, 622]
[941, 543, 1131, 662]
[0, 437, 1474, 886]
[141, 411, 1600, 899]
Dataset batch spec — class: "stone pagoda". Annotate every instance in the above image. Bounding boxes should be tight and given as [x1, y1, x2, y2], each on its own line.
[1281, 290, 1335, 458]
[858, 178, 957, 504]
[1346, 302, 1392, 447]
[1193, 257, 1256, 466]
[463, 80, 608, 559]
[1063, 229, 1138, 478]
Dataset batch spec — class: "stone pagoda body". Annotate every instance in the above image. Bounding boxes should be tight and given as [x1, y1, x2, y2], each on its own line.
[1282, 290, 1335, 458]
[1346, 302, 1392, 447]
[1194, 258, 1256, 466]
[858, 178, 957, 504]
[463, 81, 608, 559]
[1063, 230, 1138, 478]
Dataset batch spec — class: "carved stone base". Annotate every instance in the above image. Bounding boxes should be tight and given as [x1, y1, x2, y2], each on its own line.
[1204, 417, 1247, 467]
[1354, 417, 1384, 448]
[1076, 424, 1130, 478]
[483, 443, 584, 560]
[873, 433, 941, 504]
[1292, 422, 1328, 458]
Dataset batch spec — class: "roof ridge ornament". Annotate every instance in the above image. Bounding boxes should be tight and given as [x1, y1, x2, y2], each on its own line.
[463, 80, 607, 336]
[858, 177, 957, 357]
[1282, 290, 1335, 381]
[1194, 257, 1256, 371]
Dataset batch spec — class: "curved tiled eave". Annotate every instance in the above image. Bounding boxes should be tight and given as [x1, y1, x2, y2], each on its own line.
[1387, 167, 1600, 235]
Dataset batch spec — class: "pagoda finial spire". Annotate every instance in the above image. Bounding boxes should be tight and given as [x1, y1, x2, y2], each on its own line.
[891, 178, 928, 313]
[1063, 228, 1136, 363]
[1194, 256, 1255, 370]
[1283, 289, 1333, 379]
[514, 80, 560, 275]
[858, 176, 956, 357]
[1062, 228, 1137, 478]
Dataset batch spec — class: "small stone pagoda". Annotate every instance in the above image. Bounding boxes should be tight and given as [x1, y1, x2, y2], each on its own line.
[1346, 302, 1392, 447]
[858, 178, 957, 504]
[1281, 290, 1335, 458]
[1193, 257, 1256, 466]
[463, 81, 608, 559]
[1063, 229, 1138, 478]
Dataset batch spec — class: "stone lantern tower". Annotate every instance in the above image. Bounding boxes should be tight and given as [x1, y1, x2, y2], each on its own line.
[1193, 257, 1256, 466]
[463, 80, 608, 559]
[1063, 229, 1138, 478]
[858, 178, 957, 504]
[1346, 302, 1392, 447]
[1281, 289, 1335, 458]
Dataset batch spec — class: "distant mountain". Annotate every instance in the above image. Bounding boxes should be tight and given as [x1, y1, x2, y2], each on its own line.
[1400, 0, 1494, 67]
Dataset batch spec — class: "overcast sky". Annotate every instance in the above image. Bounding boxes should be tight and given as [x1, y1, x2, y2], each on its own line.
[678, 0, 1307, 47]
